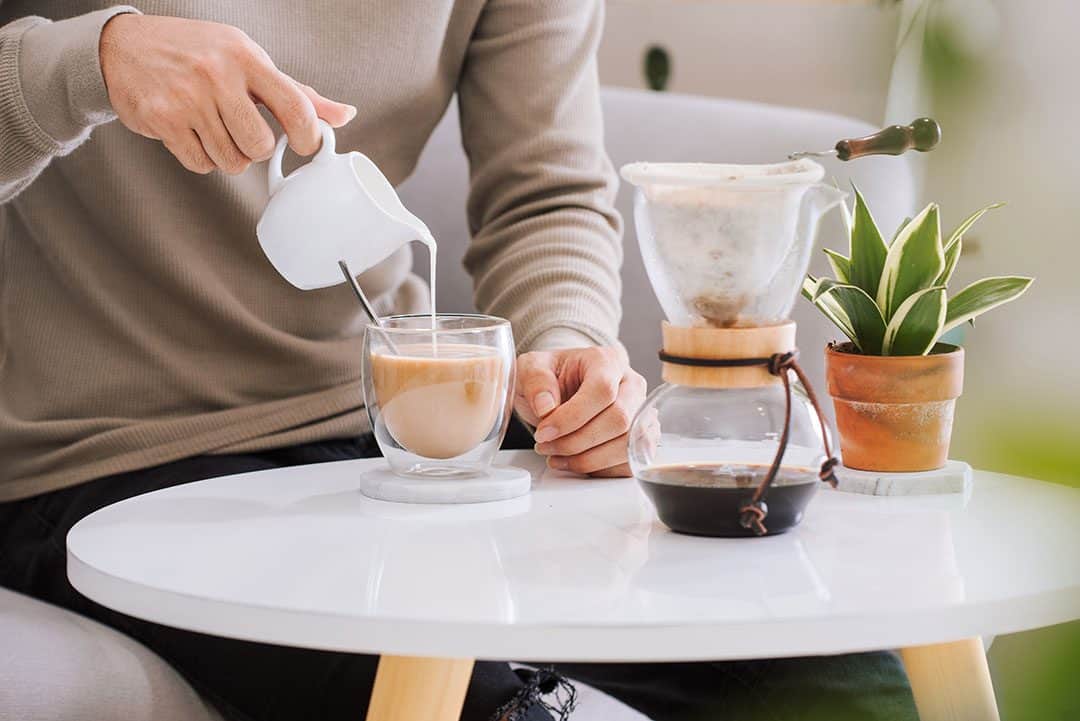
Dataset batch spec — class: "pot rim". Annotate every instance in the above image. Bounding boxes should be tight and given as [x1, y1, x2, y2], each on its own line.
[825, 341, 963, 361]
[824, 341, 964, 403]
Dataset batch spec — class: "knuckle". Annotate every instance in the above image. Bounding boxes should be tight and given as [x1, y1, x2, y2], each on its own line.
[190, 53, 225, 83]
[182, 157, 212, 174]
[172, 144, 212, 174]
[141, 98, 175, 130]
[218, 139, 248, 169]
[225, 97, 275, 158]
[222, 25, 253, 47]
[596, 378, 619, 405]
[249, 131, 275, 159]
[566, 455, 592, 474]
[611, 404, 633, 432]
[222, 157, 250, 175]
[284, 93, 314, 128]
[192, 156, 215, 174]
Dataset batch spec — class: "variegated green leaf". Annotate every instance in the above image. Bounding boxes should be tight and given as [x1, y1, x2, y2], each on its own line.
[848, 186, 889, 297]
[812, 295, 859, 346]
[942, 276, 1034, 334]
[892, 216, 912, 243]
[944, 202, 1004, 253]
[882, 286, 947, 356]
[823, 248, 851, 283]
[876, 203, 945, 320]
[806, 276, 860, 346]
[937, 237, 962, 286]
[815, 280, 887, 355]
[936, 203, 1002, 287]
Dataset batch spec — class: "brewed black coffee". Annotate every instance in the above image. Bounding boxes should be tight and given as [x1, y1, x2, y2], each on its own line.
[638, 463, 819, 537]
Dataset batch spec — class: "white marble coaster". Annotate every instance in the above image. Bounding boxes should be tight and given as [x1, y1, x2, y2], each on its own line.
[834, 460, 972, 496]
[358, 464, 531, 504]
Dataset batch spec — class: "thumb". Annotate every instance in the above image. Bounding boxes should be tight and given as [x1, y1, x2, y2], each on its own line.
[297, 83, 357, 127]
[516, 352, 562, 424]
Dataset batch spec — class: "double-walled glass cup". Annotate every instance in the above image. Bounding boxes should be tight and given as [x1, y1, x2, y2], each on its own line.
[363, 314, 515, 479]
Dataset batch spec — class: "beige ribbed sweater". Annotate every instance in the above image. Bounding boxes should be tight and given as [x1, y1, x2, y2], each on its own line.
[0, 1, 621, 501]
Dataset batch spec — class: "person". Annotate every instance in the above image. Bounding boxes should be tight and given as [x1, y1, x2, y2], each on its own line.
[0, 3, 916, 720]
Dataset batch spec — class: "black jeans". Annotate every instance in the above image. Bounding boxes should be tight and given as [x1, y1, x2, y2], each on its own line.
[0, 433, 917, 721]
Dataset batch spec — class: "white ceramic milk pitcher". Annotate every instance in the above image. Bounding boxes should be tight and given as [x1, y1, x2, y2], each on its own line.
[256, 120, 435, 290]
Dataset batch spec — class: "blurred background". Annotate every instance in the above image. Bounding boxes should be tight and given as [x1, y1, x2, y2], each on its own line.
[597, 0, 1079, 718]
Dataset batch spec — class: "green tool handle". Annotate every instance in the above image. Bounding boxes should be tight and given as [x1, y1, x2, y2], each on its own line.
[835, 118, 941, 161]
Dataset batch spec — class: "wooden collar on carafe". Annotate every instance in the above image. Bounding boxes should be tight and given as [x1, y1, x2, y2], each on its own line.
[660, 321, 797, 389]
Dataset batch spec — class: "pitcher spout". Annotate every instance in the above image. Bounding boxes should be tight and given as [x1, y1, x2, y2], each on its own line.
[803, 184, 848, 225]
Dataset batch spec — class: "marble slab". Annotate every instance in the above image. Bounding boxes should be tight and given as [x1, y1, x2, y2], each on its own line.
[358, 464, 531, 504]
[834, 460, 973, 497]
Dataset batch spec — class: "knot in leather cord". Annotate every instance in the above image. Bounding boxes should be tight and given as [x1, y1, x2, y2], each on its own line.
[767, 350, 798, 376]
[739, 500, 769, 537]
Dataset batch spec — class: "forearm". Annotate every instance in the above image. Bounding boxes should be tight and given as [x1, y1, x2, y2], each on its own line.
[0, 7, 136, 203]
[458, 0, 622, 353]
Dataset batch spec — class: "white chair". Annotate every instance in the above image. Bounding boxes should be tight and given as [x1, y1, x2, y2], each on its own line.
[0, 585, 642, 720]
[0, 587, 223, 721]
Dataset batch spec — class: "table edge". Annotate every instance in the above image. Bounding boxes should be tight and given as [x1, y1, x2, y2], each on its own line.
[68, 546, 1080, 662]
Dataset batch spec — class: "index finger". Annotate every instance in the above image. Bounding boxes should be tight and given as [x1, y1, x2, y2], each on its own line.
[247, 65, 320, 155]
[534, 363, 621, 442]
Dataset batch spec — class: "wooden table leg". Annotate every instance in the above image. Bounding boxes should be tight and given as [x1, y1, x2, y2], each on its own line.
[365, 654, 475, 721]
[900, 638, 1000, 721]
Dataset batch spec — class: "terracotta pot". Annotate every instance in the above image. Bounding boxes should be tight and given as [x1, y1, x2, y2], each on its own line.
[824, 342, 964, 472]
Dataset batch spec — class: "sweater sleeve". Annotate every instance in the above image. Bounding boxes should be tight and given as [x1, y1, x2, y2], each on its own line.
[456, 0, 623, 353]
[0, 6, 138, 203]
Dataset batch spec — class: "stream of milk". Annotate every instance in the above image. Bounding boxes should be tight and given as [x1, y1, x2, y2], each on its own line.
[424, 240, 438, 355]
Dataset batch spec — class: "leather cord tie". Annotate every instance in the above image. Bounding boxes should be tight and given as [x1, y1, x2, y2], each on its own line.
[658, 348, 840, 536]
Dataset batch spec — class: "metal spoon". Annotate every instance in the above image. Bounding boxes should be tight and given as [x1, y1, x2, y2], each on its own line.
[790, 118, 941, 162]
[339, 260, 399, 353]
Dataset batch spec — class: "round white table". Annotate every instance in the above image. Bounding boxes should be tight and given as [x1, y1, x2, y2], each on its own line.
[68, 450, 1080, 721]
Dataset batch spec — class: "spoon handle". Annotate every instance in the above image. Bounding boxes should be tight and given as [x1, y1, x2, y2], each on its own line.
[835, 118, 941, 161]
[339, 260, 399, 354]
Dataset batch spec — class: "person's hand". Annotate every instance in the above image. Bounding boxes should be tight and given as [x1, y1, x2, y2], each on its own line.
[515, 346, 647, 477]
[99, 14, 356, 175]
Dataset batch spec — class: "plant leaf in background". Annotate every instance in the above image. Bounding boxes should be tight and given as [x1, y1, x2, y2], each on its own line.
[942, 276, 1034, 334]
[944, 201, 1004, 251]
[822, 248, 851, 282]
[937, 236, 962, 286]
[847, 186, 888, 297]
[814, 279, 887, 355]
[891, 216, 912, 243]
[644, 45, 671, 91]
[804, 276, 860, 345]
[882, 286, 947, 356]
[937, 202, 1003, 286]
[876, 203, 945, 320]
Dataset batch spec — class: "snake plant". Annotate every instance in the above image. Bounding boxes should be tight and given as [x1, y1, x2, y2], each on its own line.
[803, 187, 1032, 356]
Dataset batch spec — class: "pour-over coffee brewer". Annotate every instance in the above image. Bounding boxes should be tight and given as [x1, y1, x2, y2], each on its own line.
[622, 159, 846, 537]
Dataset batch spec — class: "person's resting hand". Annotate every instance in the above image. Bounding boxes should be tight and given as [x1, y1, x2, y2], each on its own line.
[99, 14, 355, 175]
[515, 346, 647, 478]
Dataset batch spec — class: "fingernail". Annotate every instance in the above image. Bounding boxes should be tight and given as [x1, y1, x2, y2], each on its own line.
[549, 457, 569, 470]
[533, 391, 556, 417]
[344, 105, 357, 121]
[534, 442, 552, 455]
[534, 426, 558, 443]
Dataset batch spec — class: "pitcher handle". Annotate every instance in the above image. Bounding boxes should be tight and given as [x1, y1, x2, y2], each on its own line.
[267, 121, 339, 197]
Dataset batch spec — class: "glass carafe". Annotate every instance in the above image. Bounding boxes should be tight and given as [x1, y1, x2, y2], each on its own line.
[621, 160, 844, 537]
